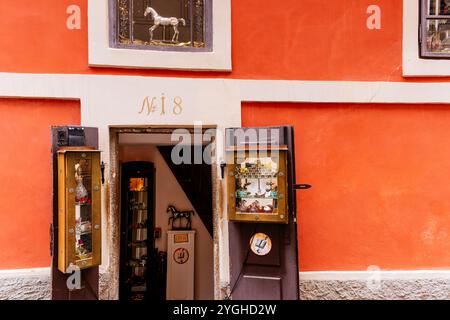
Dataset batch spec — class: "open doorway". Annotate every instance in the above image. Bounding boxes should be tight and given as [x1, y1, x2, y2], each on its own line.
[109, 126, 217, 301]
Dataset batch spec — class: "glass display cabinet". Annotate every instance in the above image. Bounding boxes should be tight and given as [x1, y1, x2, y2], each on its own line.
[57, 147, 102, 273]
[226, 127, 290, 224]
[119, 162, 157, 301]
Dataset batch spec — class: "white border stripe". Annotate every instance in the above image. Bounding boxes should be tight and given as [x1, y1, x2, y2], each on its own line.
[300, 270, 450, 281]
[0, 267, 50, 278]
[1, 74, 450, 104]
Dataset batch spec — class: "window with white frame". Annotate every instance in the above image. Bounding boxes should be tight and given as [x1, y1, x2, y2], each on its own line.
[111, 0, 212, 52]
[88, 0, 231, 71]
[403, 0, 450, 76]
[421, 0, 450, 58]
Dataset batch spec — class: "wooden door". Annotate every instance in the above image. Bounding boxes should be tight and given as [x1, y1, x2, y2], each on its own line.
[228, 126, 299, 300]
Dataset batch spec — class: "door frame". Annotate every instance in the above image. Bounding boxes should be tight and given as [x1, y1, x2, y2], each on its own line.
[107, 125, 222, 299]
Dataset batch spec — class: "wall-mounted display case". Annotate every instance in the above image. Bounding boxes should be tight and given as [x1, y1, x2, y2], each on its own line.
[226, 127, 291, 224]
[57, 147, 102, 273]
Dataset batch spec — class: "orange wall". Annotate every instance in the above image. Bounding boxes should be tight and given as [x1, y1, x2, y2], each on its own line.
[0, 99, 80, 269]
[0, 0, 434, 82]
[243, 102, 450, 271]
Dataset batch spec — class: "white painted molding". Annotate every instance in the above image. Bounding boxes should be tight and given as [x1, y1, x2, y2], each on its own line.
[237, 80, 450, 103]
[2, 73, 450, 104]
[403, 0, 450, 77]
[0, 267, 50, 278]
[88, 0, 232, 71]
[300, 270, 450, 281]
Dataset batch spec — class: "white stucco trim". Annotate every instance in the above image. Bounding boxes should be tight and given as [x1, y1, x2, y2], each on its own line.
[237, 80, 450, 103]
[0, 267, 50, 278]
[300, 270, 450, 281]
[403, 0, 450, 77]
[3, 74, 450, 104]
[88, 0, 232, 71]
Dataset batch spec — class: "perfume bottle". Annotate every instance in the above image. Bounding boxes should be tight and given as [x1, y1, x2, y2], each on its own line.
[75, 163, 89, 204]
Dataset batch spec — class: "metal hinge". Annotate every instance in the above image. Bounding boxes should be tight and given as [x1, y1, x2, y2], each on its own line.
[49, 223, 54, 257]
[419, 22, 422, 45]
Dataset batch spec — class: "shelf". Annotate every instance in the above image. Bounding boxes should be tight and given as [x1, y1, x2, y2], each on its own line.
[127, 262, 147, 267]
[131, 286, 147, 293]
[128, 226, 147, 230]
[234, 174, 278, 179]
[236, 196, 277, 200]
[235, 211, 278, 215]
[75, 203, 92, 207]
[76, 230, 92, 236]
[128, 241, 147, 248]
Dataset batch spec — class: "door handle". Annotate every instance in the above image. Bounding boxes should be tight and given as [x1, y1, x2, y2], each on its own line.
[294, 184, 312, 190]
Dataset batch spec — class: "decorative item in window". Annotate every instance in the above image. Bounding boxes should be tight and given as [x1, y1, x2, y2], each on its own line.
[111, 0, 211, 51]
[421, 0, 450, 57]
[144, 7, 186, 43]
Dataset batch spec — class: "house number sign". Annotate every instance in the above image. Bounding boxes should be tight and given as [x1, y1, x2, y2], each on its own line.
[250, 233, 272, 256]
[139, 94, 183, 117]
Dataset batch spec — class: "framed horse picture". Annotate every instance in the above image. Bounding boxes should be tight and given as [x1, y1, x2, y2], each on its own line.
[110, 0, 212, 51]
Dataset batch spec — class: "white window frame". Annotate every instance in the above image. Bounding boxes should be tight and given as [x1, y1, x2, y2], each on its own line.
[403, 0, 450, 76]
[88, 0, 231, 71]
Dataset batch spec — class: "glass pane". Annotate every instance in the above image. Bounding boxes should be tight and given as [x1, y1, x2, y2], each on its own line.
[74, 159, 93, 261]
[428, 0, 450, 16]
[425, 19, 450, 54]
[129, 178, 146, 191]
[116, 0, 205, 48]
[234, 155, 280, 214]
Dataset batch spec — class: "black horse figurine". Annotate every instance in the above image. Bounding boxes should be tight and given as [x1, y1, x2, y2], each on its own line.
[167, 205, 195, 230]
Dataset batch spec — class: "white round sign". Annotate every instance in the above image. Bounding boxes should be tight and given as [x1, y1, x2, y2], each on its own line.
[250, 233, 272, 256]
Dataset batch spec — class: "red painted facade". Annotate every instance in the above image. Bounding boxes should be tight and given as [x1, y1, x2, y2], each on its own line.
[0, 99, 80, 269]
[0, 0, 430, 81]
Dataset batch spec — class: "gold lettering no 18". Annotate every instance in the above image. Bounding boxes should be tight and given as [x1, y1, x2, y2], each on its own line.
[139, 95, 183, 116]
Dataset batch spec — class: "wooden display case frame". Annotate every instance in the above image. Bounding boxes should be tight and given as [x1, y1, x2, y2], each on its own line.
[226, 148, 289, 224]
[57, 147, 102, 274]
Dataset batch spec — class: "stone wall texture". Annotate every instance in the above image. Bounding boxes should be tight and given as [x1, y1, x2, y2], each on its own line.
[0, 269, 51, 300]
[3, 268, 450, 300]
[300, 279, 450, 300]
